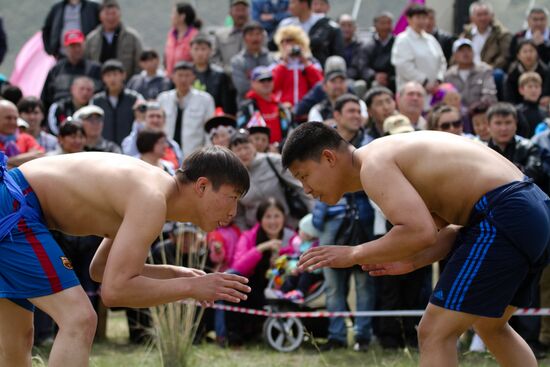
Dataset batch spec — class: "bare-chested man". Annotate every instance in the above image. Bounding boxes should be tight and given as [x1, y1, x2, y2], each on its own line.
[0, 146, 251, 366]
[281, 118, 550, 367]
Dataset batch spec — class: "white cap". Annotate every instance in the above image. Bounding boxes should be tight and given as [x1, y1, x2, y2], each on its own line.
[17, 118, 29, 129]
[73, 105, 104, 120]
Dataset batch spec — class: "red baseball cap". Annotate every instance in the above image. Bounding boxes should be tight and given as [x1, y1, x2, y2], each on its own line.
[64, 29, 85, 46]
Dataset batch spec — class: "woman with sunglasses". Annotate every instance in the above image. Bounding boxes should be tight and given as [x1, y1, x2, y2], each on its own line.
[429, 105, 473, 138]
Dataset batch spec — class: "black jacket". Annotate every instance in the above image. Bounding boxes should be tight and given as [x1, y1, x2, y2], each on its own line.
[432, 28, 457, 63]
[516, 100, 548, 138]
[308, 17, 344, 67]
[504, 60, 550, 104]
[193, 64, 237, 115]
[42, 0, 100, 58]
[509, 29, 550, 66]
[349, 33, 395, 91]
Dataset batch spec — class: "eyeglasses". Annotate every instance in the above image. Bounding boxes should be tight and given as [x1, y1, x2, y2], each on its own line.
[258, 78, 273, 83]
[438, 120, 462, 131]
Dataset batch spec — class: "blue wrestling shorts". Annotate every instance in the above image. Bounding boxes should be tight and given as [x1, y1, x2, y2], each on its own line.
[0, 165, 80, 312]
[431, 178, 550, 318]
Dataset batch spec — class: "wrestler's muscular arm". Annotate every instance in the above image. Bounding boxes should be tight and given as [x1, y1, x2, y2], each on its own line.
[98, 198, 249, 308]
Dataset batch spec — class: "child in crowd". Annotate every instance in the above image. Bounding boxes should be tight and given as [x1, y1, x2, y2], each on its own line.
[516, 71, 548, 138]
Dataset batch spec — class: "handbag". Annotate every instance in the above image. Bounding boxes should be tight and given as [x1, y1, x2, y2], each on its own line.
[333, 194, 372, 246]
[265, 156, 310, 219]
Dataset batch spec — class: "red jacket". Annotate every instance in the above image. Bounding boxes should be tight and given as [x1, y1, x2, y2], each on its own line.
[244, 90, 283, 143]
[272, 61, 323, 106]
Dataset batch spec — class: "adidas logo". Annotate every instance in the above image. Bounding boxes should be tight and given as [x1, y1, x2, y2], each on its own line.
[433, 290, 444, 301]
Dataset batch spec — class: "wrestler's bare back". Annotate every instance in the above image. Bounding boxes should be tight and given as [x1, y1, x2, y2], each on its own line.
[357, 131, 524, 226]
[18, 152, 176, 238]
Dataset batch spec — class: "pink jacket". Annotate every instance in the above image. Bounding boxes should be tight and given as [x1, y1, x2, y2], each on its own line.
[230, 223, 297, 277]
[164, 27, 199, 75]
[207, 225, 241, 272]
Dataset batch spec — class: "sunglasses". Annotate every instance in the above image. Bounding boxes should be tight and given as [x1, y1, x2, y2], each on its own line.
[258, 78, 273, 83]
[439, 120, 462, 131]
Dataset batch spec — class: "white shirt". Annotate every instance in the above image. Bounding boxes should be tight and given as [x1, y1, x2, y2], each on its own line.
[471, 26, 491, 64]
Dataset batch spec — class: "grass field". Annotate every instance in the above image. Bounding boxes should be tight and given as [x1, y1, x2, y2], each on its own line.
[32, 311, 550, 367]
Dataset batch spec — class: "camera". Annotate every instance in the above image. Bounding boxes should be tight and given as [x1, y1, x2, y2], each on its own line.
[290, 45, 302, 57]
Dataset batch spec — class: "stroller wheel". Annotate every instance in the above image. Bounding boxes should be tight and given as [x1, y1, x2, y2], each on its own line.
[263, 316, 304, 352]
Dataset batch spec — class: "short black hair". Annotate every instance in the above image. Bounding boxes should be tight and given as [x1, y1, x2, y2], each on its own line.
[468, 101, 491, 119]
[17, 96, 44, 114]
[243, 21, 264, 35]
[487, 102, 517, 123]
[136, 129, 165, 154]
[300, 0, 313, 8]
[101, 59, 125, 75]
[173, 61, 194, 73]
[229, 129, 251, 149]
[281, 122, 347, 169]
[140, 49, 159, 61]
[100, 0, 120, 11]
[406, 4, 428, 17]
[334, 93, 360, 113]
[190, 34, 212, 48]
[1, 85, 23, 105]
[364, 86, 394, 108]
[59, 120, 86, 137]
[176, 146, 250, 195]
[516, 39, 538, 56]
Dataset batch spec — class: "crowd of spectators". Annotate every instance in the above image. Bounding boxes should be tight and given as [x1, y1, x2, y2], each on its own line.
[3, 0, 550, 358]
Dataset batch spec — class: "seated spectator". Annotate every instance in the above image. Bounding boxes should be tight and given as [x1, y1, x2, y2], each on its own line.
[164, 2, 200, 75]
[41, 29, 102, 111]
[0, 100, 44, 167]
[84, 0, 143, 77]
[506, 39, 550, 105]
[213, 0, 251, 74]
[231, 21, 275, 104]
[425, 7, 456, 63]
[136, 129, 174, 174]
[247, 119, 273, 153]
[91, 59, 144, 145]
[157, 61, 214, 158]
[48, 76, 95, 135]
[364, 86, 397, 139]
[428, 105, 469, 137]
[17, 97, 58, 152]
[396, 81, 428, 129]
[516, 72, 548, 138]
[121, 102, 183, 169]
[225, 197, 297, 345]
[191, 35, 237, 115]
[238, 65, 291, 144]
[308, 68, 367, 125]
[73, 105, 121, 153]
[510, 7, 550, 65]
[278, 0, 343, 67]
[205, 113, 237, 149]
[42, 0, 100, 58]
[48, 120, 87, 155]
[272, 25, 323, 107]
[430, 83, 472, 133]
[444, 38, 497, 108]
[252, 0, 289, 39]
[229, 130, 311, 229]
[468, 101, 492, 142]
[126, 50, 171, 100]
[349, 12, 395, 91]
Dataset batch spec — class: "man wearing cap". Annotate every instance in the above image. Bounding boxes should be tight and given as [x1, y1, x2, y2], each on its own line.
[91, 59, 143, 146]
[308, 68, 368, 126]
[444, 38, 497, 108]
[42, 0, 100, 58]
[73, 105, 121, 153]
[231, 21, 275, 103]
[41, 29, 102, 112]
[212, 0, 252, 74]
[84, 0, 143, 77]
[237, 65, 291, 144]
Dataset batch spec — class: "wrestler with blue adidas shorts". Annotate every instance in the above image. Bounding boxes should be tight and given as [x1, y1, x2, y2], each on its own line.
[283, 121, 550, 367]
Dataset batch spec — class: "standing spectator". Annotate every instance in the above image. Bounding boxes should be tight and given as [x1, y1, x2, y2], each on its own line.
[0, 16, 7, 65]
[510, 7, 550, 65]
[397, 81, 428, 129]
[48, 76, 95, 135]
[252, 0, 289, 39]
[349, 12, 395, 91]
[41, 29, 102, 111]
[505, 40, 550, 105]
[42, 0, 100, 58]
[338, 14, 362, 72]
[0, 101, 44, 167]
[73, 105, 121, 153]
[272, 25, 323, 108]
[237, 66, 291, 145]
[391, 4, 446, 105]
[364, 86, 397, 140]
[17, 97, 58, 153]
[91, 59, 143, 145]
[84, 0, 143, 77]
[191, 35, 237, 115]
[311, 0, 329, 14]
[516, 72, 548, 138]
[157, 61, 215, 158]
[444, 38, 497, 108]
[231, 21, 275, 103]
[164, 2, 200, 76]
[278, 0, 344, 67]
[425, 7, 456, 63]
[461, 0, 511, 92]
[212, 0, 251, 74]
[126, 50, 171, 101]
